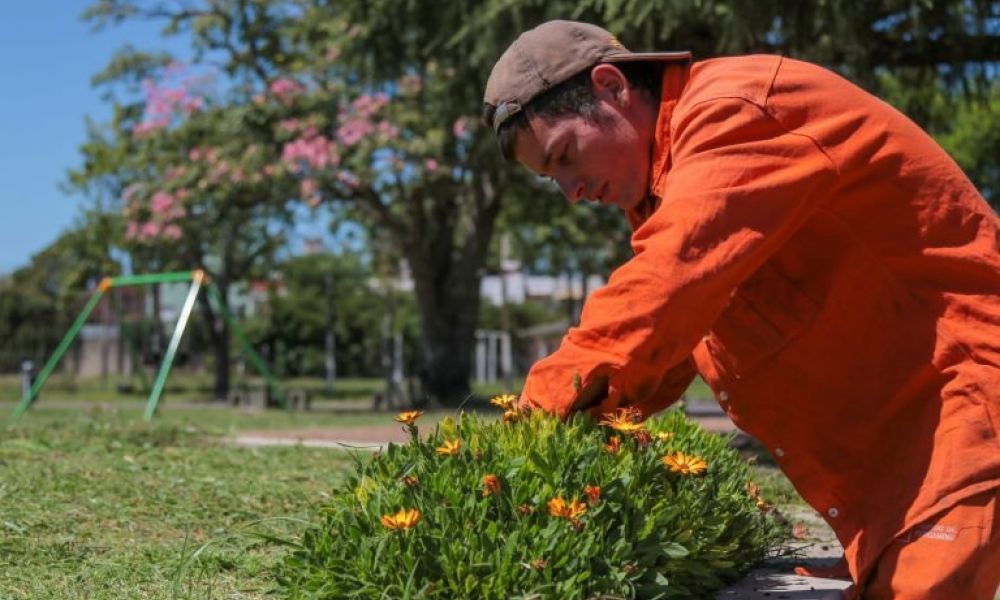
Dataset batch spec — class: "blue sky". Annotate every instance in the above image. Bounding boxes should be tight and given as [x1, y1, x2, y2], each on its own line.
[0, 2, 188, 275]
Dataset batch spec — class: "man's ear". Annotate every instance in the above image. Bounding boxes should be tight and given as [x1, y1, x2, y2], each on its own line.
[590, 63, 629, 107]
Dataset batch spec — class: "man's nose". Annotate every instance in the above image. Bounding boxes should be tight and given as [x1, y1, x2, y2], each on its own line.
[557, 175, 586, 203]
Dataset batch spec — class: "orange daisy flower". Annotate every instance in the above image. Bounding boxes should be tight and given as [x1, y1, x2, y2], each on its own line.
[380, 508, 420, 531]
[662, 451, 709, 476]
[501, 409, 520, 423]
[490, 394, 518, 410]
[604, 435, 622, 454]
[394, 410, 424, 426]
[584, 485, 601, 505]
[548, 495, 587, 520]
[435, 438, 461, 456]
[482, 474, 501, 497]
[599, 408, 646, 434]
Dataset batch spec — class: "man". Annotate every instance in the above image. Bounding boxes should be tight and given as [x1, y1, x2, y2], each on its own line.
[483, 20, 1000, 599]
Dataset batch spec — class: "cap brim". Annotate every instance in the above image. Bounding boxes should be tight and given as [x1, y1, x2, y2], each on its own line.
[602, 51, 692, 63]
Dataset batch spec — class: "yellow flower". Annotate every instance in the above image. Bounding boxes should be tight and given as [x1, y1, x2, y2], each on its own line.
[380, 508, 420, 531]
[656, 432, 674, 442]
[490, 393, 518, 410]
[662, 451, 709, 476]
[400, 475, 419, 487]
[395, 410, 424, 426]
[482, 474, 501, 497]
[435, 438, 461, 456]
[501, 409, 520, 423]
[599, 408, 646, 434]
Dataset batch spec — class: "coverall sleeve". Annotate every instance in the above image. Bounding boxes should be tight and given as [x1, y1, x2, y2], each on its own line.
[519, 96, 839, 418]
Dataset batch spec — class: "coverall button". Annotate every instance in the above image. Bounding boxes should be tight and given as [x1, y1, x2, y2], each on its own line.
[774, 448, 785, 458]
[718, 391, 729, 402]
[828, 507, 840, 518]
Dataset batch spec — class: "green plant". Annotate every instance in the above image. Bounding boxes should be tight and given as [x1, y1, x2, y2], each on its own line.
[278, 406, 788, 599]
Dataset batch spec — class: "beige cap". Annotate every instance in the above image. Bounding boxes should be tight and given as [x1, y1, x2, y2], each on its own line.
[484, 20, 691, 131]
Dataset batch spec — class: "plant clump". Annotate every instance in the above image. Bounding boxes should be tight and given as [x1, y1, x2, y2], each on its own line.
[278, 401, 788, 599]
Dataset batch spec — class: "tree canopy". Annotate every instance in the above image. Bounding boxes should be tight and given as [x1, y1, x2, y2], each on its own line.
[62, 0, 997, 402]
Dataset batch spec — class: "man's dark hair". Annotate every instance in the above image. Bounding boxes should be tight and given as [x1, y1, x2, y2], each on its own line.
[482, 61, 664, 161]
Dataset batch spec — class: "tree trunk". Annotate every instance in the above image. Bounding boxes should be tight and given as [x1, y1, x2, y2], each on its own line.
[410, 260, 481, 407]
[211, 314, 231, 401]
[405, 175, 499, 407]
[197, 283, 231, 401]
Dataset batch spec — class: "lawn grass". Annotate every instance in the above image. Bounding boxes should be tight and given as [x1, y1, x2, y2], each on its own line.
[1, 373, 716, 406]
[0, 409, 359, 599]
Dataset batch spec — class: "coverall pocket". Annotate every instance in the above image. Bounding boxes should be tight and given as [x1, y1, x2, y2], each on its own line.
[706, 262, 819, 378]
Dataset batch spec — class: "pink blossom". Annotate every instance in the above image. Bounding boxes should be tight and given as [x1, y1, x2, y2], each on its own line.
[125, 221, 140, 240]
[122, 184, 142, 203]
[336, 170, 360, 189]
[164, 166, 187, 180]
[376, 121, 400, 140]
[452, 118, 470, 138]
[167, 205, 187, 220]
[162, 224, 182, 239]
[350, 93, 389, 119]
[278, 118, 302, 133]
[300, 178, 318, 197]
[208, 161, 230, 183]
[150, 191, 175, 214]
[138, 67, 208, 131]
[282, 132, 339, 171]
[336, 118, 373, 146]
[188, 147, 203, 161]
[140, 222, 161, 239]
[132, 119, 168, 138]
[182, 97, 203, 115]
[269, 78, 304, 103]
[263, 164, 276, 177]
[424, 159, 439, 172]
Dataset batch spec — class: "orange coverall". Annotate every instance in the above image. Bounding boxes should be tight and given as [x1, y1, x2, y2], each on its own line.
[519, 56, 1000, 597]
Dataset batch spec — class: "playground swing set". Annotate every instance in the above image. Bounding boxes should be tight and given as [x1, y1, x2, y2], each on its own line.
[12, 269, 285, 421]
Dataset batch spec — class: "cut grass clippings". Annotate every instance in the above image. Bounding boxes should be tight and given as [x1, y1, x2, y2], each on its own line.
[0, 409, 354, 599]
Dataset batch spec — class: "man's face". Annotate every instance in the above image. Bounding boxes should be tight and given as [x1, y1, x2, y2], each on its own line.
[512, 92, 652, 211]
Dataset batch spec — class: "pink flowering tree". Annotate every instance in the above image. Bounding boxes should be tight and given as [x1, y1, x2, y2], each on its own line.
[71, 52, 300, 399]
[77, 1, 577, 406]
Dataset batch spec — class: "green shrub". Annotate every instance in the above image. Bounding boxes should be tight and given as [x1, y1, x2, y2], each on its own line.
[278, 406, 788, 599]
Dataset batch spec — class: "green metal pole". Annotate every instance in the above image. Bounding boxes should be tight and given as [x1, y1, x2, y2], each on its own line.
[13, 279, 111, 418]
[143, 274, 202, 420]
[110, 271, 195, 287]
[205, 284, 287, 409]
